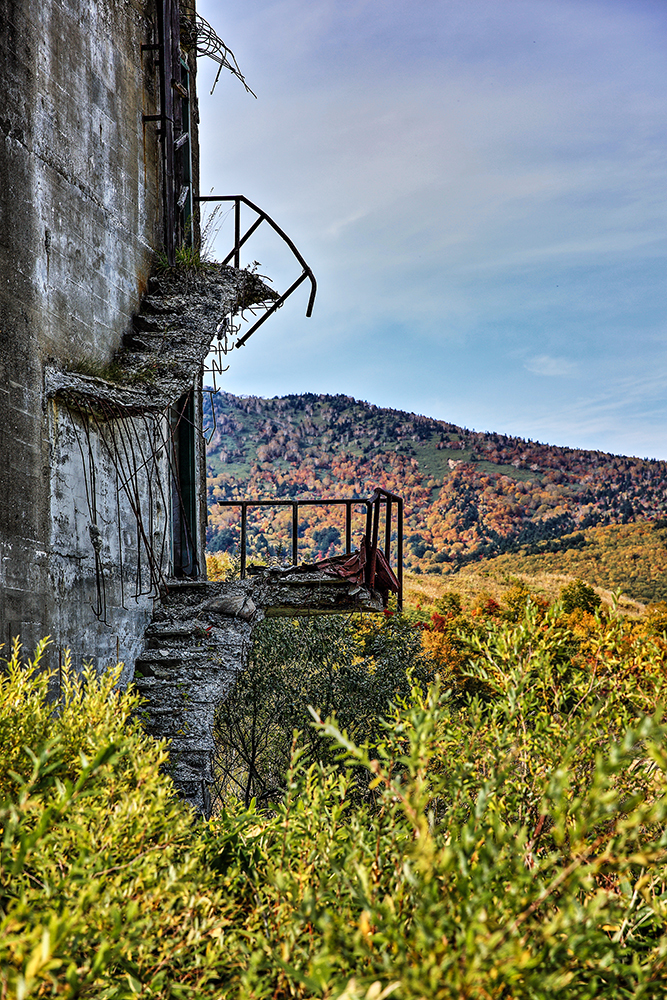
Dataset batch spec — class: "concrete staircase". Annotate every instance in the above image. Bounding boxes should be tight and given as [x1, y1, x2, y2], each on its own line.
[134, 572, 383, 815]
[134, 581, 255, 815]
[46, 267, 274, 415]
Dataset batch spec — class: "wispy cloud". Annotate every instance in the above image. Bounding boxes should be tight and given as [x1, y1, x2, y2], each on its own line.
[524, 355, 580, 377]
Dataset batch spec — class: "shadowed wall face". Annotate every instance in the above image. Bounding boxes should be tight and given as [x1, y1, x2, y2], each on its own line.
[0, 0, 161, 662]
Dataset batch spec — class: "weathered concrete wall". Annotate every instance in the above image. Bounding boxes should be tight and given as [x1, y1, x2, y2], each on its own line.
[48, 402, 172, 680]
[1, 0, 159, 363]
[0, 0, 161, 660]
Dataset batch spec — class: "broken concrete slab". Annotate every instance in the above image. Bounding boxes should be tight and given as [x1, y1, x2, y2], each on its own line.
[136, 571, 385, 814]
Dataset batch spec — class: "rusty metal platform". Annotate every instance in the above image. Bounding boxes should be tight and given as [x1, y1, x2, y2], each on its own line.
[216, 487, 403, 611]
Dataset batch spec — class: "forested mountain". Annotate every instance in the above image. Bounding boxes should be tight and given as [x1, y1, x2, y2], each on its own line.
[204, 391, 667, 580]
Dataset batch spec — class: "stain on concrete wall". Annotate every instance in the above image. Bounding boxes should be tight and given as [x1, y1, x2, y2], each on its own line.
[0, 0, 162, 662]
[48, 400, 172, 679]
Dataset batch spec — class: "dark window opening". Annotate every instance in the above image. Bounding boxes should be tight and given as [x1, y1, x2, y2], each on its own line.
[172, 391, 199, 577]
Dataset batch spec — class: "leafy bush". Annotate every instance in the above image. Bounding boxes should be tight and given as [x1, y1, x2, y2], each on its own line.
[212, 613, 429, 806]
[4, 611, 667, 998]
[0, 640, 234, 999]
[644, 602, 667, 637]
[214, 609, 667, 998]
[560, 578, 603, 614]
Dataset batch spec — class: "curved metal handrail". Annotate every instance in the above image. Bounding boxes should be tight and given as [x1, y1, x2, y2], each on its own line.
[195, 195, 316, 348]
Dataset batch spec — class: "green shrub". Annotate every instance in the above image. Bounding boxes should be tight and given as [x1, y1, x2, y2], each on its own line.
[0, 641, 234, 999]
[501, 578, 548, 622]
[226, 610, 667, 998]
[212, 614, 429, 806]
[560, 578, 603, 615]
[433, 591, 462, 615]
[3, 616, 667, 999]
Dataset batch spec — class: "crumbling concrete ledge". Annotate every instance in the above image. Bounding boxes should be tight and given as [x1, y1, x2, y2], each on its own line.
[135, 572, 384, 814]
[45, 267, 276, 415]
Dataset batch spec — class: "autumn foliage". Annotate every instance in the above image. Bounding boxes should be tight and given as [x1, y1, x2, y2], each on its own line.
[204, 392, 667, 601]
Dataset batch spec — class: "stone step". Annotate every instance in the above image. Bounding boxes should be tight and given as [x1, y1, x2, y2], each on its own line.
[146, 276, 166, 295]
[140, 294, 184, 316]
[171, 780, 207, 812]
[161, 734, 217, 753]
[135, 650, 213, 667]
[136, 649, 190, 663]
[163, 579, 213, 592]
[135, 658, 230, 680]
[145, 276, 195, 306]
[133, 313, 167, 333]
[144, 617, 246, 641]
[145, 620, 213, 635]
[144, 625, 197, 643]
[136, 580, 257, 816]
[121, 331, 157, 351]
[135, 657, 207, 678]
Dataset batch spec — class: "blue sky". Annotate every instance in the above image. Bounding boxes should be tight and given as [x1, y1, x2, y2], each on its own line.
[196, 0, 667, 459]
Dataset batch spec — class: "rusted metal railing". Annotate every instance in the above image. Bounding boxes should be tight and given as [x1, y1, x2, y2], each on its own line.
[195, 194, 316, 348]
[216, 488, 403, 610]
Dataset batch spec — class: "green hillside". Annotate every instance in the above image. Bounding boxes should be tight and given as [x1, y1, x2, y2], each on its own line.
[204, 391, 667, 601]
[474, 521, 667, 604]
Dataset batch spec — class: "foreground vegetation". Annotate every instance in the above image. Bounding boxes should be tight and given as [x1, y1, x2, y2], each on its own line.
[4, 589, 667, 998]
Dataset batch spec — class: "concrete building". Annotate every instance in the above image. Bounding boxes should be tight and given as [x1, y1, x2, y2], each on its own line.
[0, 0, 401, 811]
[0, 0, 276, 680]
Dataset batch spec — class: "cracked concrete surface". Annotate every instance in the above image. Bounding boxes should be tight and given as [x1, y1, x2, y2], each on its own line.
[45, 268, 275, 415]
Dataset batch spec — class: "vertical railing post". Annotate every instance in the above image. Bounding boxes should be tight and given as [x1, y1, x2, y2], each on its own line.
[240, 502, 247, 579]
[234, 198, 241, 269]
[364, 502, 373, 587]
[292, 503, 298, 566]
[397, 497, 403, 612]
[345, 501, 352, 554]
[369, 497, 380, 594]
[384, 499, 392, 559]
